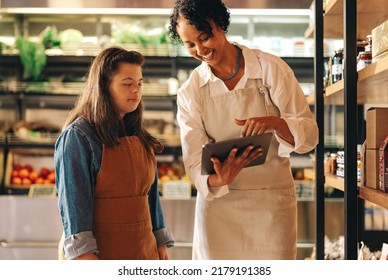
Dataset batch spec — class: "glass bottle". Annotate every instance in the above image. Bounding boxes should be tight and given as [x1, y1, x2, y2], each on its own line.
[332, 48, 344, 84]
[365, 35, 372, 52]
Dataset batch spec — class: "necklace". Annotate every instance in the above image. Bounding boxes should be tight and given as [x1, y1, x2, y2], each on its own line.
[220, 45, 242, 81]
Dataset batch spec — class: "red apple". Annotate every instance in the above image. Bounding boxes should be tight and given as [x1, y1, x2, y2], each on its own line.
[24, 164, 33, 172]
[14, 164, 22, 171]
[11, 170, 19, 178]
[40, 168, 50, 178]
[47, 172, 56, 184]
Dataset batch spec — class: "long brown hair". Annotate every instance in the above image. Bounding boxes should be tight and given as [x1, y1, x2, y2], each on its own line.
[64, 47, 163, 156]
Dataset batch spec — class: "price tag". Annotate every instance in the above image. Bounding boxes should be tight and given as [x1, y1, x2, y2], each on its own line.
[162, 181, 191, 199]
[28, 184, 56, 198]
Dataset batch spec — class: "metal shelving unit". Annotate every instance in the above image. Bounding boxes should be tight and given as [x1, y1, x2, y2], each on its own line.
[309, 0, 388, 260]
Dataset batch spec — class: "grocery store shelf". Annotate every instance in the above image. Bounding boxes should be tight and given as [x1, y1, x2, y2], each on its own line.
[324, 79, 344, 105]
[305, 169, 388, 209]
[325, 173, 344, 192]
[324, 54, 388, 105]
[357, 55, 388, 104]
[305, 0, 388, 39]
[304, 168, 344, 191]
[359, 186, 388, 210]
[303, 168, 315, 181]
[6, 133, 58, 149]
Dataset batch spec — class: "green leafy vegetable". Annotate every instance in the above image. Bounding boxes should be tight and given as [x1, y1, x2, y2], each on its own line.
[15, 38, 47, 81]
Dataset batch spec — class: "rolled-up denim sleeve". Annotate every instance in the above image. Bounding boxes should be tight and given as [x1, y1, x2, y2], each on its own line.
[63, 231, 99, 260]
[54, 125, 98, 258]
[148, 171, 175, 247]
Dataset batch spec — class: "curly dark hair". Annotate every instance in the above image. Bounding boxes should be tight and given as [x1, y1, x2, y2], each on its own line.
[168, 0, 230, 44]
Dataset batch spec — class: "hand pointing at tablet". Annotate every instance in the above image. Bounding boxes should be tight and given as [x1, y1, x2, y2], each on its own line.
[234, 117, 295, 146]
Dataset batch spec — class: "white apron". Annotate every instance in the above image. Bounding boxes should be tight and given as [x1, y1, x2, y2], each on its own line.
[192, 79, 297, 260]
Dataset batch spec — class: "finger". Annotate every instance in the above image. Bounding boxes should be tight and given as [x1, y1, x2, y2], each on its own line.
[255, 147, 263, 156]
[234, 118, 246, 126]
[250, 122, 262, 135]
[250, 148, 263, 158]
[227, 148, 238, 159]
[257, 125, 267, 135]
[244, 123, 254, 137]
[211, 157, 222, 174]
[240, 145, 254, 157]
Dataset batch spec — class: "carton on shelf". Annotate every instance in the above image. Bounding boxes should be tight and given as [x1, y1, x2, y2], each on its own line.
[366, 107, 388, 149]
[372, 19, 388, 58]
[379, 135, 388, 193]
[366, 149, 379, 189]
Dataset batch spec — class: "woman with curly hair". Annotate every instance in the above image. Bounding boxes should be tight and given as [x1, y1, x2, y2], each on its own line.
[168, 0, 318, 260]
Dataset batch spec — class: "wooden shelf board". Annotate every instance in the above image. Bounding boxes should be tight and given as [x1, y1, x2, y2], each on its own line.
[358, 55, 388, 104]
[304, 169, 388, 209]
[359, 186, 388, 209]
[305, 0, 388, 39]
[324, 79, 344, 105]
[304, 168, 315, 180]
[325, 173, 345, 192]
[303, 168, 344, 192]
[323, 54, 388, 105]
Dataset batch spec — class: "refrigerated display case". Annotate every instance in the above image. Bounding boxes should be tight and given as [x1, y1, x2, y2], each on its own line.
[0, 195, 62, 259]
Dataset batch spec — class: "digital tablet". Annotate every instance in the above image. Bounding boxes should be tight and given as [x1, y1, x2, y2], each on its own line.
[201, 132, 273, 175]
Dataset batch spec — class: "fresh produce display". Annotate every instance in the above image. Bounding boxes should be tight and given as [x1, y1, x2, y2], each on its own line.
[15, 38, 47, 81]
[10, 164, 55, 186]
[58, 28, 83, 48]
[157, 163, 181, 182]
[39, 25, 61, 49]
[11, 121, 60, 143]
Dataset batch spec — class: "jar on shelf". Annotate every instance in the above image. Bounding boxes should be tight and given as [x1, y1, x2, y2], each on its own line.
[331, 48, 344, 84]
[330, 153, 337, 175]
[357, 40, 368, 55]
[365, 34, 372, 52]
[357, 51, 372, 71]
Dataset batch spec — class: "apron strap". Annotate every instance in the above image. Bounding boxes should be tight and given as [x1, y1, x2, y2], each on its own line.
[257, 82, 280, 117]
[200, 83, 215, 143]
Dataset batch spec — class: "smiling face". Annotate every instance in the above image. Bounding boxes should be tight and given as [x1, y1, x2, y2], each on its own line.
[176, 16, 228, 67]
[109, 62, 143, 118]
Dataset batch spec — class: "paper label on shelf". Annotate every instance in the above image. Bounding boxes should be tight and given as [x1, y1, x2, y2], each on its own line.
[162, 181, 191, 199]
[28, 184, 56, 198]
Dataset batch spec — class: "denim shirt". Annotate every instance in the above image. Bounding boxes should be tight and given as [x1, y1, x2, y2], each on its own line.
[54, 117, 174, 259]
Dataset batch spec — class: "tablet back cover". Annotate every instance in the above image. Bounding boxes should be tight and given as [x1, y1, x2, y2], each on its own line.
[201, 133, 273, 175]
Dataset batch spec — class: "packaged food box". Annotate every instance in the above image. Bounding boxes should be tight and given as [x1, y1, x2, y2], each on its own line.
[379, 135, 388, 193]
[366, 149, 379, 189]
[366, 107, 388, 149]
[372, 19, 388, 58]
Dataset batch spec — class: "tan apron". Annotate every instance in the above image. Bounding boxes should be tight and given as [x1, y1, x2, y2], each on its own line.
[59, 136, 159, 260]
[193, 80, 297, 260]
